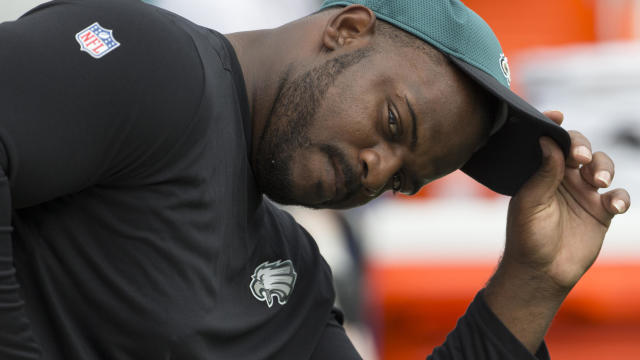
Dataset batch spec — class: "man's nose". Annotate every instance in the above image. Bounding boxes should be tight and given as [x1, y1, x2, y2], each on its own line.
[359, 145, 402, 196]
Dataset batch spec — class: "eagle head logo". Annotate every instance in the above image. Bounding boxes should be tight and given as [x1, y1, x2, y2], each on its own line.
[250, 260, 297, 308]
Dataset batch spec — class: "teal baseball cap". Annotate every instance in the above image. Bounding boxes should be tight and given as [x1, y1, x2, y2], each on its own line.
[319, 0, 571, 196]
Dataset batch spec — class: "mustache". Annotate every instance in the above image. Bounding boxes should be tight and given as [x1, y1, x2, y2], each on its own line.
[318, 144, 360, 202]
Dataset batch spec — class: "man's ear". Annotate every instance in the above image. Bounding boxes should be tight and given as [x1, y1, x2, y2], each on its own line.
[322, 5, 376, 51]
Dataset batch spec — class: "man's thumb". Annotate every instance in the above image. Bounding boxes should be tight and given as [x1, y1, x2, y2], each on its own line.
[517, 137, 565, 203]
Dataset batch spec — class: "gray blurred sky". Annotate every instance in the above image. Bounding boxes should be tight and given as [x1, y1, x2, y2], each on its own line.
[155, 0, 322, 33]
[0, 0, 45, 22]
[1, 0, 322, 29]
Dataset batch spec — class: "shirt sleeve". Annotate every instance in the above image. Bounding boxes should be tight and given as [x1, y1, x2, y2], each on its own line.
[0, 0, 205, 208]
[0, 0, 204, 357]
[427, 290, 550, 360]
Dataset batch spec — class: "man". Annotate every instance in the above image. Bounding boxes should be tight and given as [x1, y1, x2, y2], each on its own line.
[0, 0, 630, 359]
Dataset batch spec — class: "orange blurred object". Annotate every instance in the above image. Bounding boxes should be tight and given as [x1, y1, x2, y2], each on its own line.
[368, 262, 640, 360]
[397, 171, 500, 201]
[463, 0, 597, 55]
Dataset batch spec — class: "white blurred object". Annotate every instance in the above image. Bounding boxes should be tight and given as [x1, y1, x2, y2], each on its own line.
[517, 41, 640, 196]
[359, 195, 640, 263]
[0, 0, 46, 22]
[155, 0, 319, 33]
[358, 198, 509, 263]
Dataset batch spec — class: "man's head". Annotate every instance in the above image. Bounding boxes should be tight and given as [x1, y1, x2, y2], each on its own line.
[253, 5, 496, 209]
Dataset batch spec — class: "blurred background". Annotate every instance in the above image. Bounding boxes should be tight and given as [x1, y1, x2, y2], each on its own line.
[2, 1, 639, 359]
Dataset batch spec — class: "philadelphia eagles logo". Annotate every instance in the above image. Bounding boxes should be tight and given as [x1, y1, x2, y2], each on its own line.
[499, 53, 511, 86]
[250, 259, 297, 308]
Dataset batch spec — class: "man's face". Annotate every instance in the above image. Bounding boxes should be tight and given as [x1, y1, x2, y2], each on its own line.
[254, 44, 491, 209]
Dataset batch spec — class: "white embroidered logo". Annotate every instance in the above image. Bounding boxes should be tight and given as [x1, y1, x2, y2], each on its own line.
[499, 53, 511, 86]
[250, 260, 297, 308]
[75, 22, 120, 59]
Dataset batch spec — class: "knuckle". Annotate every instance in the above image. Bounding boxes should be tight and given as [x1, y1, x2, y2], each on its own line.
[568, 130, 591, 146]
[595, 152, 615, 170]
[590, 150, 609, 161]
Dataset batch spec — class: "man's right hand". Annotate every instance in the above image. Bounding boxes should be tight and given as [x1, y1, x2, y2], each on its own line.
[484, 110, 630, 354]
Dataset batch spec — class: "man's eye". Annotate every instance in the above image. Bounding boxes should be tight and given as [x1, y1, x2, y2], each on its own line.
[388, 108, 399, 137]
[392, 173, 402, 194]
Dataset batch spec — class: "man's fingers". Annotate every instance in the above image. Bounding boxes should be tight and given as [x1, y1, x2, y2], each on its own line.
[580, 151, 615, 188]
[543, 110, 564, 125]
[601, 188, 631, 215]
[517, 137, 565, 204]
[567, 130, 593, 168]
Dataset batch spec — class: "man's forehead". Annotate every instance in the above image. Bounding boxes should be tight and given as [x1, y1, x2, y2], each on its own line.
[407, 64, 492, 183]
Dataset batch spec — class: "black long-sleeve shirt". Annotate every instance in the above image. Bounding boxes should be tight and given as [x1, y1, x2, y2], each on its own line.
[0, 1, 549, 358]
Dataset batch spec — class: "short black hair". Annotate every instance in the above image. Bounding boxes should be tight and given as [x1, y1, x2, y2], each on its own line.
[374, 19, 447, 67]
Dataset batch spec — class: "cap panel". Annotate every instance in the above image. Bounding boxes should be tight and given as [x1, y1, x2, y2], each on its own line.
[320, 0, 510, 88]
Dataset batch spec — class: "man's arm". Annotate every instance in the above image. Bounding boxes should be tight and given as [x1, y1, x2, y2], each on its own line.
[484, 110, 629, 352]
[427, 110, 629, 359]
[0, 1, 204, 356]
[428, 289, 550, 360]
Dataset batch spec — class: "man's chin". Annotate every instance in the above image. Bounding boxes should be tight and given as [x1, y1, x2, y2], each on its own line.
[266, 191, 369, 210]
[264, 192, 324, 209]
[261, 179, 327, 208]
[263, 188, 326, 209]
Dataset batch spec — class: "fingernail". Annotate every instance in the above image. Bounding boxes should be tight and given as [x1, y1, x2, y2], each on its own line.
[574, 146, 592, 161]
[613, 199, 626, 214]
[596, 171, 611, 187]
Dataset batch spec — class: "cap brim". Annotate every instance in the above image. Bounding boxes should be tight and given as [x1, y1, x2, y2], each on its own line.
[446, 55, 571, 196]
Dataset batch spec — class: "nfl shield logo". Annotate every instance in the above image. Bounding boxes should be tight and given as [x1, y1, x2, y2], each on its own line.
[75, 22, 120, 59]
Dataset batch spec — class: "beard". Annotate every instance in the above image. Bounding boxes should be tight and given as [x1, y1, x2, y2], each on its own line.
[253, 47, 372, 207]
